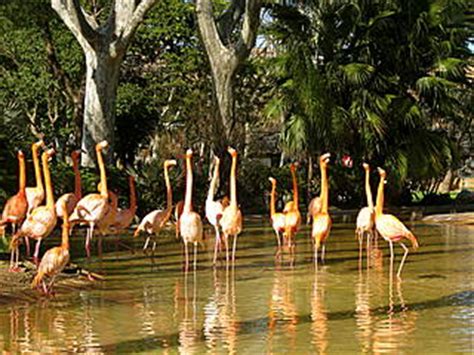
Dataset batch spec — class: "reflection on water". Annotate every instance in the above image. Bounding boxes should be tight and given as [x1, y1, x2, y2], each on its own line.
[0, 222, 473, 353]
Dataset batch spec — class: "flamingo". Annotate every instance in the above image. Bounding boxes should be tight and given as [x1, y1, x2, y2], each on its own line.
[25, 140, 45, 216]
[283, 163, 301, 249]
[219, 147, 242, 263]
[206, 157, 225, 264]
[10, 148, 57, 269]
[174, 200, 184, 239]
[179, 149, 203, 270]
[69, 141, 109, 257]
[268, 177, 285, 249]
[111, 175, 137, 232]
[0, 151, 28, 237]
[311, 153, 332, 266]
[134, 160, 177, 251]
[306, 197, 322, 225]
[355, 163, 375, 263]
[374, 168, 419, 279]
[56, 150, 82, 221]
[31, 198, 70, 294]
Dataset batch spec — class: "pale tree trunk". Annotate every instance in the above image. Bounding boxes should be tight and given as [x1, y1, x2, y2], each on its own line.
[51, 0, 158, 166]
[196, 0, 261, 153]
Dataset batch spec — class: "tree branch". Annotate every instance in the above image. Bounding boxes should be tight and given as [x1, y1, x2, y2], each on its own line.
[216, 0, 245, 44]
[121, 0, 159, 47]
[51, 0, 99, 50]
[236, 0, 261, 60]
[196, 0, 228, 60]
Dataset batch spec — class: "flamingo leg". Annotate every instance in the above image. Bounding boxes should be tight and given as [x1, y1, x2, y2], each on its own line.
[397, 243, 409, 279]
[194, 242, 197, 270]
[274, 230, 281, 248]
[42, 280, 48, 294]
[213, 225, 220, 265]
[389, 240, 394, 281]
[24, 236, 30, 258]
[33, 239, 42, 264]
[321, 244, 326, 263]
[223, 233, 229, 264]
[314, 244, 318, 268]
[232, 234, 237, 263]
[143, 236, 151, 251]
[184, 242, 189, 272]
[358, 233, 363, 269]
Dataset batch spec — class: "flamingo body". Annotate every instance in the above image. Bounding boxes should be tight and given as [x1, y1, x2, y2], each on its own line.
[56, 193, 78, 219]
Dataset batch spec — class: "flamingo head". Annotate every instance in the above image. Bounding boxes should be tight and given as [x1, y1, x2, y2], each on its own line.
[290, 162, 299, 171]
[362, 162, 370, 171]
[71, 150, 81, 160]
[185, 149, 193, 158]
[45, 148, 55, 158]
[214, 156, 220, 165]
[96, 140, 109, 150]
[377, 167, 386, 178]
[165, 159, 177, 168]
[33, 139, 45, 150]
[17, 150, 24, 159]
[319, 153, 331, 166]
[268, 176, 276, 184]
[227, 146, 237, 158]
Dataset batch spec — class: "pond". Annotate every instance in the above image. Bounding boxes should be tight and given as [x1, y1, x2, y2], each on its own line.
[0, 220, 473, 353]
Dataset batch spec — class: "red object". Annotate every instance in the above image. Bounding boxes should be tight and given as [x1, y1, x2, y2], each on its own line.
[342, 155, 353, 168]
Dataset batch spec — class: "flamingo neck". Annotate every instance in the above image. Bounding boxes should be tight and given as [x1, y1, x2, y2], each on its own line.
[73, 156, 81, 200]
[96, 146, 108, 198]
[61, 202, 70, 249]
[375, 174, 385, 216]
[19, 155, 26, 195]
[320, 164, 329, 214]
[42, 154, 54, 209]
[230, 155, 237, 207]
[365, 169, 373, 209]
[270, 181, 276, 217]
[129, 177, 136, 212]
[32, 144, 43, 191]
[183, 156, 193, 213]
[291, 168, 299, 211]
[207, 160, 220, 202]
[164, 165, 173, 213]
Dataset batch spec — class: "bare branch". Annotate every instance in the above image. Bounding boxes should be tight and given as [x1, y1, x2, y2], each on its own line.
[196, 0, 228, 60]
[236, 0, 261, 59]
[216, 0, 245, 44]
[121, 0, 159, 47]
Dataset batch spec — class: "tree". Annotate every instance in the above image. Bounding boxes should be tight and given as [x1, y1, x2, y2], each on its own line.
[51, 0, 159, 166]
[196, 0, 262, 152]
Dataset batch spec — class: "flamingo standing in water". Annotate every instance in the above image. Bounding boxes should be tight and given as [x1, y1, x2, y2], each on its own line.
[56, 150, 82, 221]
[32, 198, 70, 294]
[374, 168, 419, 279]
[111, 175, 137, 233]
[311, 153, 332, 266]
[10, 148, 57, 269]
[283, 163, 301, 249]
[134, 160, 177, 251]
[355, 163, 375, 263]
[179, 149, 203, 270]
[25, 140, 46, 216]
[174, 200, 184, 239]
[0, 151, 28, 236]
[220, 147, 242, 263]
[206, 157, 225, 264]
[268, 177, 285, 249]
[69, 141, 109, 257]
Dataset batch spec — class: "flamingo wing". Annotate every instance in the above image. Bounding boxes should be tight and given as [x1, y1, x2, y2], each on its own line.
[375, 214, 410, 241]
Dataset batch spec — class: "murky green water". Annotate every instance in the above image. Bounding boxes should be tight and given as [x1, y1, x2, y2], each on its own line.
[1, 220, 473, 353]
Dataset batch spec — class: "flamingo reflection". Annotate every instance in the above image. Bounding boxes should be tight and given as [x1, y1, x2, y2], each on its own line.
[178, 270, 201, 354]
[354, 268, 373, 353]
[310, 270, 329, 354]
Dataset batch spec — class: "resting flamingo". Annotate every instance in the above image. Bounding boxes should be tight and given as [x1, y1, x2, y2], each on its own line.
[10, 148, 57, 269]
[355, 163, 375, 263]
[283, 163, 301, 249]
[134, 160, 177, 251]
[25, 140, 46, 216]
[32, 198, 70, 294]
[268, 177, 285, 249]
[374, 168, 419, 279]
[179, 149, 203, 270]
[111, 175, 137, 233]
[311, 153, 332, 266]
[69, 141, 109, 257]
[219, 147, 242, 263]
[0, 151, 28, 237]
[206, 157, 225, 264]
[56, 150, 82, 221]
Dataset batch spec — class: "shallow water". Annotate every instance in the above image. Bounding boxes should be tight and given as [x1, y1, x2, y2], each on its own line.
[0, 221, 473, 353]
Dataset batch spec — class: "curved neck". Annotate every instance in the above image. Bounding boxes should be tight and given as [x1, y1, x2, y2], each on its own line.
[96, 147, 108, 198]
[164, 166, 173, 212]
[42, 154, 54, 208]
[375, 174, 385, 216]
[291, 168, 299, 210]
[32, 144, 43, 191]
[207, 160, 220, 202]
[73, 156, 81, 199]
[365, 169, 373, 209]
[184, 156, 193, 213]
[129, 178, 136, 211]
[61, 202, 69, 249]
[19, 155, 26, 195]
[320, 163, 329, 213]
[270, 181, 276, 217]
[230, 155, 237, 207]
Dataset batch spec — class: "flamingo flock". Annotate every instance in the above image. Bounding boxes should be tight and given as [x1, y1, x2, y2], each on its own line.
[1, 141, 419, 294]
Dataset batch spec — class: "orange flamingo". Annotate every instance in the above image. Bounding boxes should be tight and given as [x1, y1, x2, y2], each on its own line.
[69, 141, 109, 257]
[283, 163, 301, 248]
[311, 153, 332, 266]
[219, 147, 242, 263]
[375, 168, 419, 279]
[0, 151, 28, 236]
[31, 198, 70, 294]
[306, 197, 322, 225]
[134, 160, 177, 251]
[268, 177, 285, 248]
[174, 200, 184, 239]
[355, 163, 375, 263]
[206, 157, 225, 264]
[56, 150, 82, 221]
[112, 175, 137, 232]
[10, 148, 57, 269]
[179, 149, 203, 270]
[25, 140, 45, 215]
